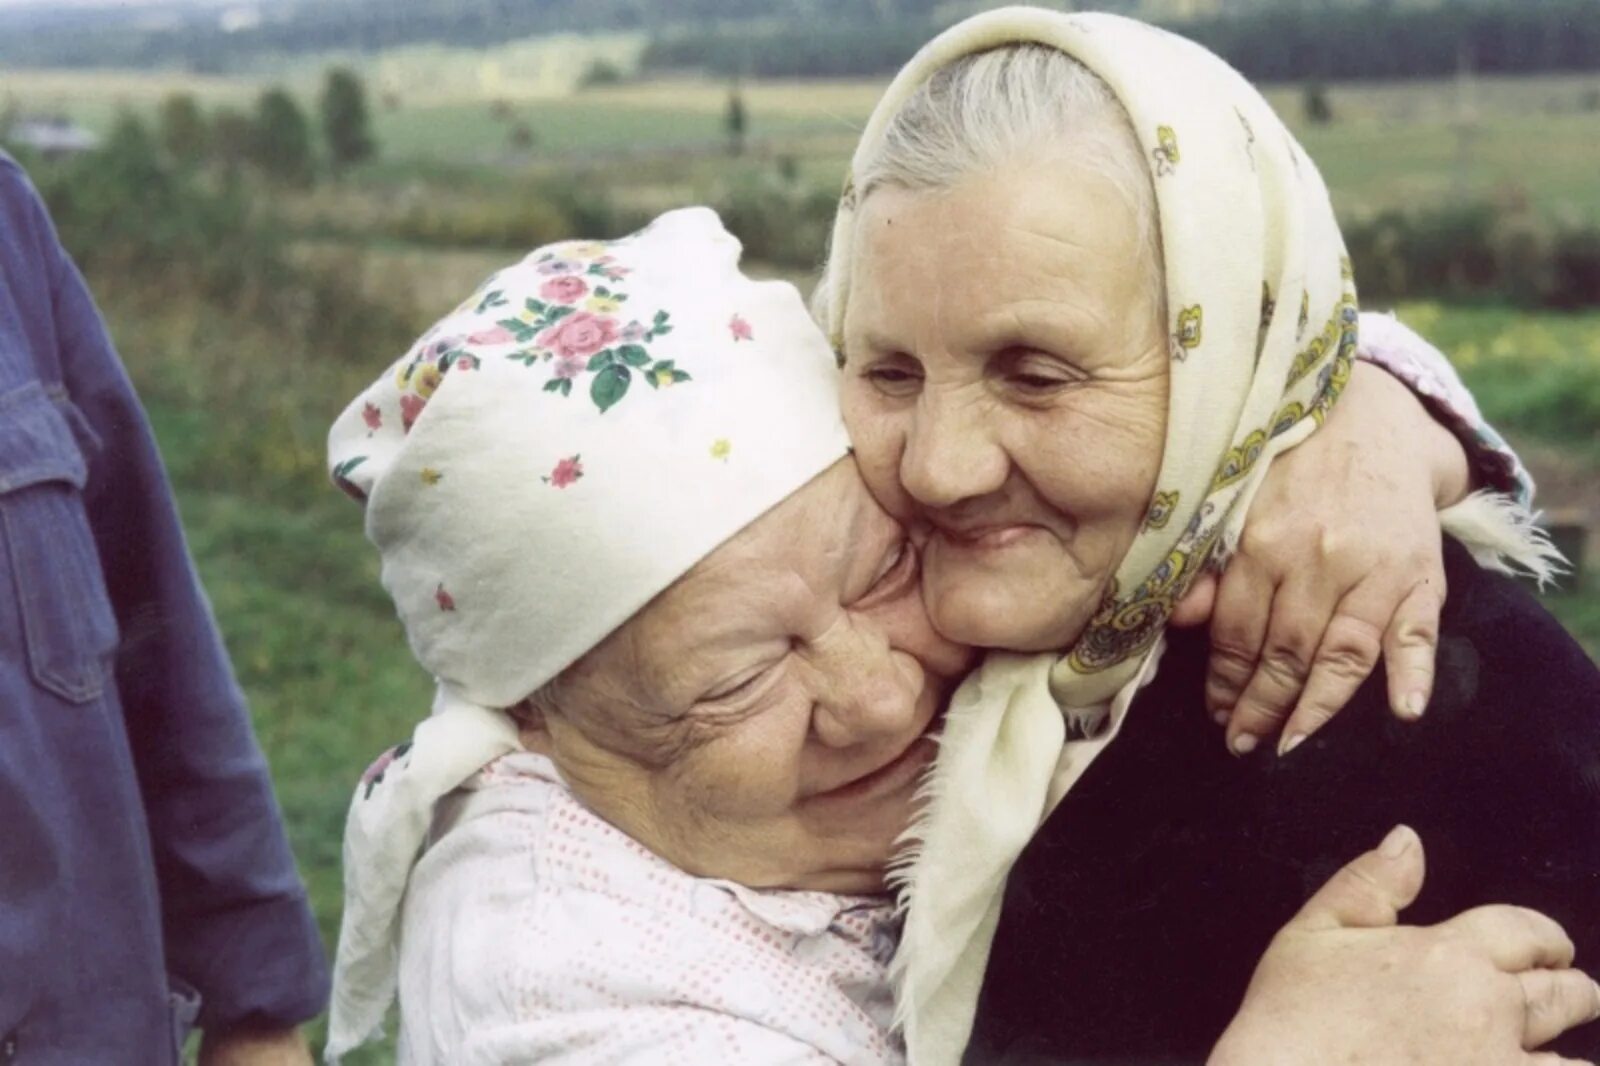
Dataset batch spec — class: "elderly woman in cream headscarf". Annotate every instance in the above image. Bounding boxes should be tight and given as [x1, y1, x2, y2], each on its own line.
[820, 8, 1599, 1064]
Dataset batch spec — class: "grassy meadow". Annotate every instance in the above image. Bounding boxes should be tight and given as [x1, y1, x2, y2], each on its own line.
[4, 57, 1598, 1060]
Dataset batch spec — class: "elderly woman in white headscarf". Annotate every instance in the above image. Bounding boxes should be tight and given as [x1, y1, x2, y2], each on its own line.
[818, 7, 1599, 1065]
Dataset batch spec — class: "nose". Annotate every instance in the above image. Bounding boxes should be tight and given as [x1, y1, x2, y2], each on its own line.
[898, 389, 1009, 510]
[808, 620, 924, 750]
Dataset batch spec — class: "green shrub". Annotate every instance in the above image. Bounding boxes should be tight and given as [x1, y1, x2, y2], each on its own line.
[1345, 204, 1600, 309]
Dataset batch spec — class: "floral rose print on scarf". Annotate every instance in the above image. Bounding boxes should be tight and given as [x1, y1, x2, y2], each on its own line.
[544, 455, 584, 488]
[481, 244, 686, 413]
[730, 314, 753, 342]
[392, 336, 481, 431]
[360, 740, 413, 800]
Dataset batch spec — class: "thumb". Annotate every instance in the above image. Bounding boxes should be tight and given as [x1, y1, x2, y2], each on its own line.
[1292, 825, 1426, 932]
[1170, 571, 1218, 628]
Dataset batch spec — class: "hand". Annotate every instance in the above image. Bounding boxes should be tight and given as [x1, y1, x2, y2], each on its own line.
[197, 1026, 312, 1066]
[1210, 826, 1600, 1066]
[1171, 361, 1472, 755]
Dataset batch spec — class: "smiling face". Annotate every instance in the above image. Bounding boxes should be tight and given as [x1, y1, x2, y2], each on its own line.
[519, 458, 976, 895]
[839, 158, 1170, 652]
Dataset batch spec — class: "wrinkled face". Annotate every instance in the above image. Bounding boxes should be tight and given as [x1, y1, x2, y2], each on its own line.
[524, 458, 976, 895]
[840, 159, 1170, 652]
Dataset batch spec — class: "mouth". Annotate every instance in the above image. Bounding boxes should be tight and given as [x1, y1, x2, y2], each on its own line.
[930, 522, 1044, 552]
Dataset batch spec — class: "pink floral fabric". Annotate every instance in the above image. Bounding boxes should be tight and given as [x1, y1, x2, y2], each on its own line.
[1356, 311, 1533, 505]
[397, 752, 901, 1065]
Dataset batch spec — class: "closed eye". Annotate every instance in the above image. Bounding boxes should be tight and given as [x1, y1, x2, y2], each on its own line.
[859, 355, 924, 397]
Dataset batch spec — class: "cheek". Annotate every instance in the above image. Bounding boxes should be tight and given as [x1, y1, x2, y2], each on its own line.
[866, 588, 977, 684]
[1015, 393, 1165, 526]
[841, 386, 915, 518]
[669, 695, 815, 817]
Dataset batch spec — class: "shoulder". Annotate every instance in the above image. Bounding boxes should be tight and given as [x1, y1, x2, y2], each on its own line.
[1429, 535, 1598, 742]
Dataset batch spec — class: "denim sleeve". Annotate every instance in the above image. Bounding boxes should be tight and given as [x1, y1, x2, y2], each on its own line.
[21, 168, 331, 1032]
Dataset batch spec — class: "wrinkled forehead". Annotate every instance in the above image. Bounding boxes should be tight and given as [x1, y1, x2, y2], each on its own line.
[844, 168, 1160, 355]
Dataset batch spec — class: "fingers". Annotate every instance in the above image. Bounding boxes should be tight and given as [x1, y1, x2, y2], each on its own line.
[1381, 575, 1445, 722]
[1526, 1054, 1597, 1065]
[1444, 905, 1577, 973]
[1170, 570, 1217, 629]
[1225, 570, 1340, 755]
[1292, 825, 1425, 932]
[1205, 555, 1273, 738]
[1519, 968, 1600, 1050]
[1276, 589, 1386, 755]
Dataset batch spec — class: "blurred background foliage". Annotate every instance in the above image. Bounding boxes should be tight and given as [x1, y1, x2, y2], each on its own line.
[3, 0, 1598, 1058]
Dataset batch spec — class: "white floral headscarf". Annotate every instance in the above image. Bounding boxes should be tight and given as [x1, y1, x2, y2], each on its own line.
[820, 9, 1357, 1060]
[324, 207, 851, 1060]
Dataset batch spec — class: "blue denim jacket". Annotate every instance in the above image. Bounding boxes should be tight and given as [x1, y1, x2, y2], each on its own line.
[0, 153, 328, 1063]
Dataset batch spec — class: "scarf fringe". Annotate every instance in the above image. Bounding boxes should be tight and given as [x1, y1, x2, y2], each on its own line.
[1441, 490, 1566, 588]
[884, 726, 951, 1039]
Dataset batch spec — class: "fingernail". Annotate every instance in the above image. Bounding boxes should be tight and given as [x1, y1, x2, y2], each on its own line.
[1231, 733, 1258, 756]
[1402, 692, 1427, 720]
[1379, 824, 1414, 858]
[1280, 733, 1305, 756]
[1213, 710, 1230, 727]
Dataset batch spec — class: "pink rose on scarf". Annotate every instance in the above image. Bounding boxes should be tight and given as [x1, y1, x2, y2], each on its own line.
[362, 402, 382, 431]
[468, 325, 515, 345]
[538, 312, 618, 360]
[548, 455, 584, 488]
[729, 314, 753, 342]
[540, 276, 589, 304]
[552, 355, 585, 380]
[400, 393, 427, 431]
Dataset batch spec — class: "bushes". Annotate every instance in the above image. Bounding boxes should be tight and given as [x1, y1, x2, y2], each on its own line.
[1346, 205, 1600, 309]
[712, 174, 838, 269]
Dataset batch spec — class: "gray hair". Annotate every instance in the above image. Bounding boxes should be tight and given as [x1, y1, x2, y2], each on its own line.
[814, 43, 1165, 328]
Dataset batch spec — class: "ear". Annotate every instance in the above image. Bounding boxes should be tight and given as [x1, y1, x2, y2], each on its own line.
[507, 697, 556, 755]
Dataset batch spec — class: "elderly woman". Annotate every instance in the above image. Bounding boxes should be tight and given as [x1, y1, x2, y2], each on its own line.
[817, 8, 1600, 1065]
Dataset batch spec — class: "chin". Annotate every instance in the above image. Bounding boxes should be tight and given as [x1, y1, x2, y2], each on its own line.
[925, 573, 1087, 652]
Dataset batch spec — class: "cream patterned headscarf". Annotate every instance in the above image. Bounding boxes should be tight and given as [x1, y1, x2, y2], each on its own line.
[324, 207, 851, 1060]
[821, 8, 1356, 1061]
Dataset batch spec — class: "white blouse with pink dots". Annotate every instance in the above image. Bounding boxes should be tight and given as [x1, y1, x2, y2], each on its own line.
[397, 751, 903, 1065]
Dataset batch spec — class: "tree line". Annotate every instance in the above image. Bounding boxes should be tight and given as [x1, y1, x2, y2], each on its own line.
[644, 1, 1600, 80]
[8, 1, 1597, 81]
[137, 69, 376, 187]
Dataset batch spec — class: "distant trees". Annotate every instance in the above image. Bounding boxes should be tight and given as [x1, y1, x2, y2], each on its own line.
[319, 67, 376, 170]
[1303, 81, 1334, 125]
[157, 92, 207, 164]
[640, 1, 1600, 81]
[724, 86, 747, 157]
[251, 88, 314, 185]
